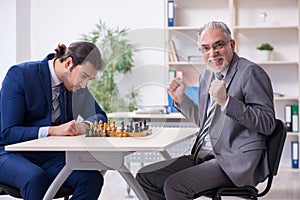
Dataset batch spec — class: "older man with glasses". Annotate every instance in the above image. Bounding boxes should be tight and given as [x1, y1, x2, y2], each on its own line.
[136, 21, 276, 200]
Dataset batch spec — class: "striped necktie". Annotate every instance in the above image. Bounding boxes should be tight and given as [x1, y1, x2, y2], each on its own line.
[193, 72, 223, 162]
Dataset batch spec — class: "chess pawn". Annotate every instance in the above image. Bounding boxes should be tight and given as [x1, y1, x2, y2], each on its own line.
[100, 129, 106, 137]
[126, 125, 132, 133]
[89, 123, 94, 136]
[107, 120, 112, 132]
[88, 127, 93, 137]
[103, 123, 107, 136]
[111, 121, 117, 132]
[98, 120, 103, 130]
[134, 123, 139, 133]
[85, 127, 90, 136]
[95, 129, 100, 137]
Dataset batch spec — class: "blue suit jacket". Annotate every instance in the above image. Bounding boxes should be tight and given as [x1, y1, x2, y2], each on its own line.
[0, 54, 107, 155]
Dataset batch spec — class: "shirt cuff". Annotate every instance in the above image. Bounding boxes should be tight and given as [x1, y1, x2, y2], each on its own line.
[38, 127, 49, 138]
[83, 120, 92, 124]
[221, 96, 229, 111]
[173, 101, 180, 110]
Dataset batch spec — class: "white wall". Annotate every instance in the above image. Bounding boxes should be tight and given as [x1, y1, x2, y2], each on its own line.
[0, 0, 17, 86]
[30, 0, 166, 107]
[0, 0, 167, 106]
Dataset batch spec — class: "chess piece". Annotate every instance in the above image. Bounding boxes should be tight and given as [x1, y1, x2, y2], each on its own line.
[89, 123, 94, 136]
[126, 125, 132, 133]
[85, 127, 90, 136]
[111, 121, 117, 132]
[130, 120, 134, 132]
[103, 123, 107, 136]
[143, 120, 149, 130]
[98, 120, 103, 131]
[139, 121, 143, 132]
[121, 121, 125, 131]
[107, 120, 112, 132]
[134, 123, 139, 133]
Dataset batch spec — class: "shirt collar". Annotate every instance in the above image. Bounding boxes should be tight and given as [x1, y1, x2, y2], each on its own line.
[48, 59, 61, 87]
[221, 68, 228, 79]
[219, 65, 229, 79]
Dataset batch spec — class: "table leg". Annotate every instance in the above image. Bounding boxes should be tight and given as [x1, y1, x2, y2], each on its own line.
[43, 165, 73, 200]
[118, 164, 149, 200]
[124, 162, 134, 198]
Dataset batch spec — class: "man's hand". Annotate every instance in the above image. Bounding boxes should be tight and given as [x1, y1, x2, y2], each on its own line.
[168, 78, 186, 104]
[75, 122, 90, 135]
[48, 120, 89, 136]
[209, 79, 227, 107]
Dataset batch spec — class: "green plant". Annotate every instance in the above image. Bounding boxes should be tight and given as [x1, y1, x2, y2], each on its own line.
[257, 43, 274, 51]
[81, 20, 139, 113]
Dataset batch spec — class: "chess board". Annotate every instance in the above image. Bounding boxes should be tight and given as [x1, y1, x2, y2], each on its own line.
[85, 120, 152, 137]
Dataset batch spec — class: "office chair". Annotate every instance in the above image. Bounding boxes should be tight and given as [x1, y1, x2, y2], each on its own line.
[194, 119, 287, 200]
[0, 183, 73, 200]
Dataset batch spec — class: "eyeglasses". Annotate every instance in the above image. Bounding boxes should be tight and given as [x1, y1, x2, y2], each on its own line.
[199, 40, 231, 54]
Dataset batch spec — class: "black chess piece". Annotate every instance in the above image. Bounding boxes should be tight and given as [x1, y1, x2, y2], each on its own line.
[121, 121, 125, 131]
[85, 127, 90, 136]
[143, 120, 149, 130]
[126, 125, 132, 132]
[134, 123, 139, 132]
[139, 121, 143, 132]
[130, 120, 134, 132]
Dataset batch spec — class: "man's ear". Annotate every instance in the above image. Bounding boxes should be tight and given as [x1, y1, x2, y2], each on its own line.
[230, 39, 236, 52]
[65, 57, 73, 69]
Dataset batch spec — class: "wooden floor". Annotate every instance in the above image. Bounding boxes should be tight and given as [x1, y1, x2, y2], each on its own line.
[0, 167, 299, 200]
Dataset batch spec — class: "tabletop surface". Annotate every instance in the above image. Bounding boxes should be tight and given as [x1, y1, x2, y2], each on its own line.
[5, 127, 198, 152]
[107, 112, 186, 119]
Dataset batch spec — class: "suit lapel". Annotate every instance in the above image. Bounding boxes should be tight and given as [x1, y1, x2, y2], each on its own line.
[39, 54, 54, 111]
[224, 53, 239, 91]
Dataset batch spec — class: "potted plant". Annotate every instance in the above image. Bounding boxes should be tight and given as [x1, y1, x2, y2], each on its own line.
[81, 20, 140, 113]
[256, 43, 274, 62]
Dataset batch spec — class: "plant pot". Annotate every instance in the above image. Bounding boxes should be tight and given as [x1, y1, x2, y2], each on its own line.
[257, 50, 272, 62]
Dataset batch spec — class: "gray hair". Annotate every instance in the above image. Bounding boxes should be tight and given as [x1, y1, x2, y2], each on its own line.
[197, 21, 232, 42]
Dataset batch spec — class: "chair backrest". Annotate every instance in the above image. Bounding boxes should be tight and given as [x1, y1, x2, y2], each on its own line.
[257, 119, 286, 197]
[267, 119, 287, 176]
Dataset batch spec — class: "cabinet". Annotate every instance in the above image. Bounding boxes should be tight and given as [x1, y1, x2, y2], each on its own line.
[164, 0, 300, 169]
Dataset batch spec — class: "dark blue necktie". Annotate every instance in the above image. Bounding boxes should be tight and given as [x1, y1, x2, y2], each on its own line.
[59, 84, 67, 123]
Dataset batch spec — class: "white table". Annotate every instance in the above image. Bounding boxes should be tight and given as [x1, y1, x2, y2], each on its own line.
[5, 127, 197, 200]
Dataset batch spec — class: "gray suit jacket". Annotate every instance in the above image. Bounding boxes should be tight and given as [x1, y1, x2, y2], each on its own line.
[178, 53, 276, 187]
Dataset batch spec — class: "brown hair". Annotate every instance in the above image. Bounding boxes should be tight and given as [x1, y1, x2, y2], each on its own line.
[54, 41, 103, 71]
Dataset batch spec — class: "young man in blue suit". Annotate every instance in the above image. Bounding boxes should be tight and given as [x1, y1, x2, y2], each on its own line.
[136, 21, 276, 200]
[0, 41, 107, 200]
